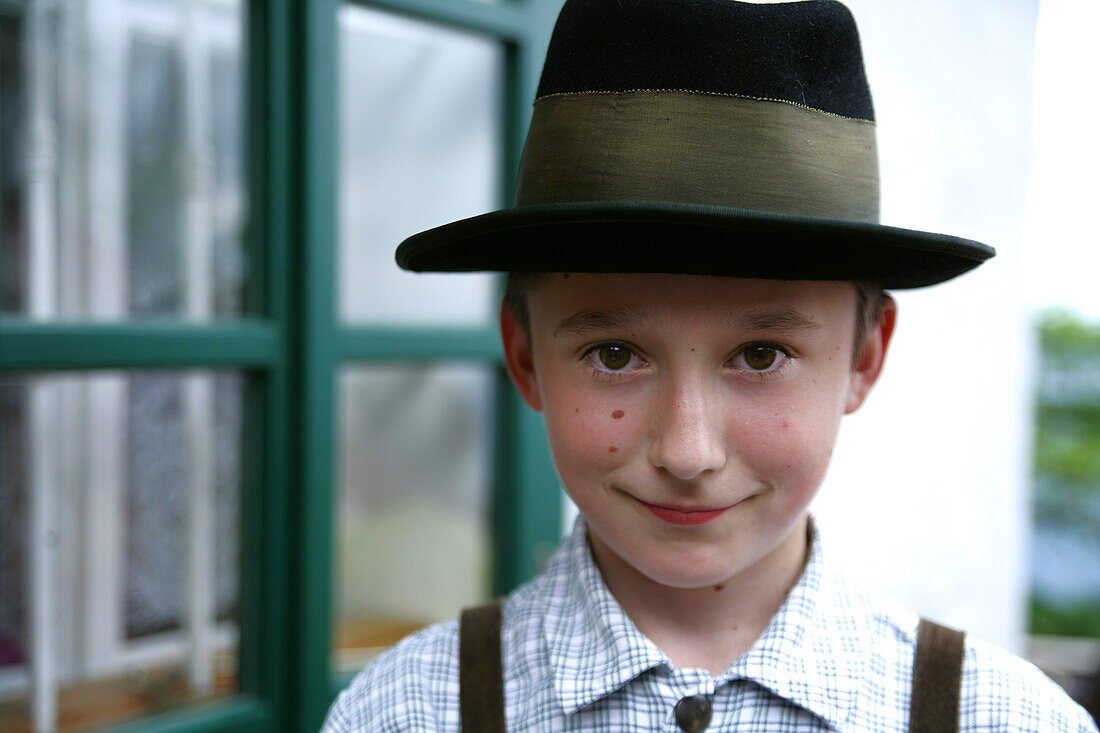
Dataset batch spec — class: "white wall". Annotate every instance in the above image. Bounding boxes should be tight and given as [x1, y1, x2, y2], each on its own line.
[1022, 0, 1100, 321]
[814, 0, 1038, 653]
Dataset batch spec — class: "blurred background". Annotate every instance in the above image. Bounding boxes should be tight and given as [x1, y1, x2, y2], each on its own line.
[0, 0, 1096, 731]
[818, 0, 1100, 709]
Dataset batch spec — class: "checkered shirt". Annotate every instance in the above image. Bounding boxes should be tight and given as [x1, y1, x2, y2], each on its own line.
[323, 517, 1097, 732]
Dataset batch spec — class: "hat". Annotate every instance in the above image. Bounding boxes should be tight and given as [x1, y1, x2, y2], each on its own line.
[394, 0, 994, 288]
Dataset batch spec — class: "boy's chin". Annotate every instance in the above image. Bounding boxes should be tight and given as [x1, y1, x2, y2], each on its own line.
[634, 553, 771, 590]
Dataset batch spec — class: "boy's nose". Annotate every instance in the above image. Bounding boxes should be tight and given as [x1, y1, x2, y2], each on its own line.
[648, 379, 727, 481]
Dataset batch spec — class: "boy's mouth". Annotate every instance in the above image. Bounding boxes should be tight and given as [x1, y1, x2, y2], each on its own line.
[635, 498, 737, 526]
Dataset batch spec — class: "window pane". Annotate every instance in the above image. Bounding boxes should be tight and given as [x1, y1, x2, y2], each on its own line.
[0, 0, 247, 320]
[338, 5, 500, 326]
[333, 363, 494, 672]
[1028, 312, 1100, 700]
[0, 369, 244, 731]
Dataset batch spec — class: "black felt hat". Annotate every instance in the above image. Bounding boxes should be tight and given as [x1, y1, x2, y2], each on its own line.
[395, 0, 994, 288]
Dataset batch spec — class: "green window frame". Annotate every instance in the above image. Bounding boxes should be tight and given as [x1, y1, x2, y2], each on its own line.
[0, 0, 563, 730]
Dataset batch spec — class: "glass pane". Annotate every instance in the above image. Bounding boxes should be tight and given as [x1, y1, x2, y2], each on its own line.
[334, 363, 494, 671]
[338, 5, 500, 326]
[0, 369, 244, 731]
[1030, 313, 1100, 631]
[0, 0, 247, 320]
[1028, 312, 1100, 695]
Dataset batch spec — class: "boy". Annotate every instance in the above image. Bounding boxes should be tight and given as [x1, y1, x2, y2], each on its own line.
[324, 0, 1098, 730]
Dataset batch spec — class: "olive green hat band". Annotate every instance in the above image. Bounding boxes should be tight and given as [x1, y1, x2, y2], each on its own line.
[516, 91, 880, 223]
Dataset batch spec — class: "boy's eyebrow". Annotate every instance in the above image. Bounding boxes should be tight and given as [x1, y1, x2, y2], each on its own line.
[551, 305, 822, 337]
[730, 307, 823, 333]
[552, 307, 653, 337]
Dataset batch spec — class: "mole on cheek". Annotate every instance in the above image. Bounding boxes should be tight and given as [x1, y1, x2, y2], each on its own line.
[714, 584, 724, 592]
[611, 410, 625, 419]
[608, 446, 618, 453]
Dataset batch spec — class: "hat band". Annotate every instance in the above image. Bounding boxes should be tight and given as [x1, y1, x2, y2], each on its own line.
[515, 91, 880, 223]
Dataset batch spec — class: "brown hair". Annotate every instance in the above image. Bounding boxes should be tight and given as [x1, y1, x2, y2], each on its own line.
[503, 273, 885, 366]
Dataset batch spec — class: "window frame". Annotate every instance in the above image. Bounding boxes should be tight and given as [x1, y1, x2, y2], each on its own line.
[0, 0, 563, 731]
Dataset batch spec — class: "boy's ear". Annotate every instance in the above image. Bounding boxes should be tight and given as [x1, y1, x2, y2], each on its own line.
[500, 304, 543, 412]
[845, 294, 897, 414]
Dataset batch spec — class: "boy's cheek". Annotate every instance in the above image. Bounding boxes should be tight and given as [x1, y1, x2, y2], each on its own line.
[736, 405, 842, 483]
[544, 396, 638, 463]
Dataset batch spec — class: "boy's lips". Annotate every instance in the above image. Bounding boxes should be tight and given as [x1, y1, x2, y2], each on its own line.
[634, 497, 740, 526]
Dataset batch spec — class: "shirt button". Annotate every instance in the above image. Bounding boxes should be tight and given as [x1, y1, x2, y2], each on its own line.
[674, 694, 713, 732]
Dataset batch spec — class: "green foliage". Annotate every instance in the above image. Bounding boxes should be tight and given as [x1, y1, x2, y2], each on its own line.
[1038, 308, 1100, 351]
[1031, 310, 1100, 537]
[1035, 409, 1100, 483]
[1030, 598, 1100, 638]
[1033, 411, 1100, 533]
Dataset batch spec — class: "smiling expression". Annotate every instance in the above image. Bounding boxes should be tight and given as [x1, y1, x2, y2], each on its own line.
[502, 273, 891, 591]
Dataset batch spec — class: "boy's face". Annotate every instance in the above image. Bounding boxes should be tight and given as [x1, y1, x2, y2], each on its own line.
[502, 274, 894, 591]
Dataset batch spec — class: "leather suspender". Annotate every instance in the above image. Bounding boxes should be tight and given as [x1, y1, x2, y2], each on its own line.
[459, 599, 506, 733]
[909, 618, 966, 733]
[458, 602, 965, 733]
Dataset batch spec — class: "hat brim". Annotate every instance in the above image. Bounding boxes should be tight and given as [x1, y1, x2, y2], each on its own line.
[395, 201, 994, 289]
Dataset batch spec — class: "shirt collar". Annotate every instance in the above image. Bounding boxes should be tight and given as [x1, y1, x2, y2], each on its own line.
[541, 516, 670, 714]
[726, 518, 870, 729]
[540, 516, 871, 726]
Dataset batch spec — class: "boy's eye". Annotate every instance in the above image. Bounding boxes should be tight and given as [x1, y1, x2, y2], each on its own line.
[581, 342, 646, 379]
[598, 344, 632, 370]
[732, 343, 791, 374]
[743, 345, 779, 370]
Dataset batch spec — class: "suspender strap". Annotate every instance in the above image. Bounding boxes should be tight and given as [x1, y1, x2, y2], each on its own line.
[459, 599, 506, 733]
[909, 617, 966, 733]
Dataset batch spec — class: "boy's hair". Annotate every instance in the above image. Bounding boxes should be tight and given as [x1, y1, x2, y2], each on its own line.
[502, 273, 886, 366]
